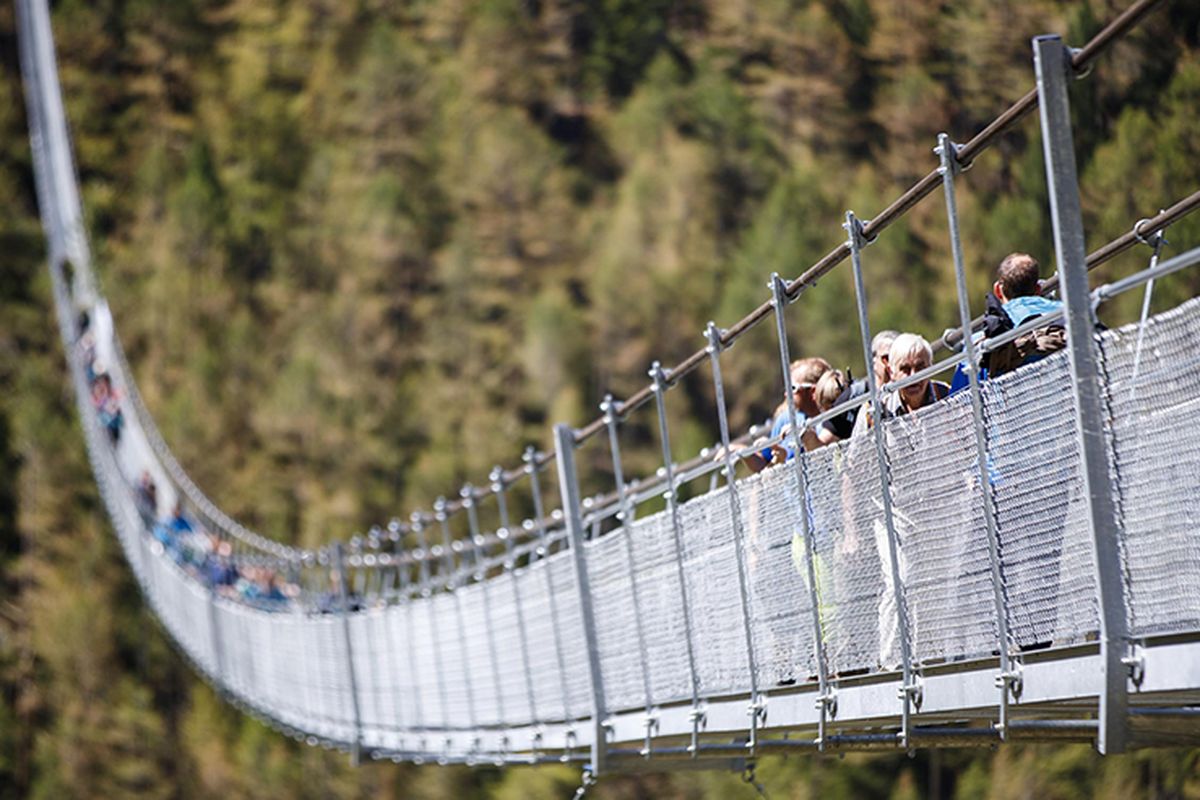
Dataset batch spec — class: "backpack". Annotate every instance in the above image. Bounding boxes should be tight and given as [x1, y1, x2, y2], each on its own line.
[985, 319, 1066, 377]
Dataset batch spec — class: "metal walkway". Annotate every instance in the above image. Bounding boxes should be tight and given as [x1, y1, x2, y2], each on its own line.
[16, 0, 1200, 776]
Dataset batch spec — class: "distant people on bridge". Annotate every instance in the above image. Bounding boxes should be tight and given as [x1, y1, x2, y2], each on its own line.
[749, 331, 896, 455]
[806, 330, 897, 447]
[72, 300, 306, 612]
[90, 371, 124, 443]
[154, 500, 203, 565]
[206, 538, 239, 592]
[236, 564, 290, 609]
[868, 330, 898, 389]
[807, 328, 889, 440]
[76, 312, 99, 383]
[135, 469, 159, 524]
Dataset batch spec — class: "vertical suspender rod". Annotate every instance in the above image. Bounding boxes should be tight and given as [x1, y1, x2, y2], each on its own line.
[705, 322, 764, 753]
[554, 424, 608, 777]
[769, 275, 835, 748]
[845, 211, 919, 749]
[524, 447, 579, 754]
[434, 500, 480, 748]
[491, 467, 541, 739]
[601, 396, 658, 756]
[398, 551, 425, 754]
[332, 542, 363, 764]
[936, 133, 1020, 735]
[463, 485, 508, 739]
[411, 515, 451, 753]
[649, 363, 705, 756]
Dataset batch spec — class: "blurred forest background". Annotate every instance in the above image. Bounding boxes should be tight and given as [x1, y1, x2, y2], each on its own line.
[2, 0, 1200, 797]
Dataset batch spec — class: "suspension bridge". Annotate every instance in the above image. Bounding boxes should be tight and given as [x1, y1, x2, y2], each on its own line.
[16, 0, 1200, 785]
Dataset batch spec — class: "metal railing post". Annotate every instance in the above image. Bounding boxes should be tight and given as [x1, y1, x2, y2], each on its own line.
[704, 322, 764, 753]
[601, 396, 658, 756]
[524, 447, 578, 750]
[1033, 34, 1129, 754]
[358, 546, 381, 752]
[648, 363, 704, 756]
[376, 547, 407, 745]
[434, 500, 480, 746]
[332, 542, 363, 764]
[845, 211, 919, 749]
[936, 133, 1020, 737]
[398, 554, 426, 752]
[464, 484, 508, 740]
[553, 423, 608, 776]
[208, 568, 226, 688]
[490, 466, 540, 738]
[768, 275, 835, 749]
[411, 515, 451, 748]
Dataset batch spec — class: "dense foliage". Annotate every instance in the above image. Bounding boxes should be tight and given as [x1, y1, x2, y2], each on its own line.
[2, 0, 1199, 796]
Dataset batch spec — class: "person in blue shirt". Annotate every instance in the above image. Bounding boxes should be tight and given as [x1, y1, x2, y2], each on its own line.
[743, 356, 831, 472]
[993, 252, 1063, 328]
[950, 253, 1065, 392]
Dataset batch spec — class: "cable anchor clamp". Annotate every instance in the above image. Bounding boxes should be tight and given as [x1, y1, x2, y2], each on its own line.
[769, 272, 794, 309]
[898, 676, 924, 710]
[640, 710, 660, 759]
[687, 704, 708, 758]
[843, 213, 878, 251]
[934, 134, 973, 175]
[1122, 641, 1146, 687]
[705, 321, 730, 353]
[748, 694, 768, 727]
[649, 360, 675, 390]
[489, 465, 507, 494]
[1068, 47, 1094, 80]
[995, 658, 1024, 699]
[816, 688, 838, 718]
[1133, 216, 1168, 249]
[600, 394, 621, 423]
[562, 728, 578, 763]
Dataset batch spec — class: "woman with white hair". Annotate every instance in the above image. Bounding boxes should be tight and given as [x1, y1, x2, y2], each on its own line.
[845, 332, 951, 669]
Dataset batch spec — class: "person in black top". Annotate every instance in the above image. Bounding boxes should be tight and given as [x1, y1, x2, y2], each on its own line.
[813, 368, 867, 443]
[809, 330, 898, 447]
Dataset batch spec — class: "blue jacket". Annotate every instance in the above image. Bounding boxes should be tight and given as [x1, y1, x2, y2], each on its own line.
[1002, 295, 1063, 327]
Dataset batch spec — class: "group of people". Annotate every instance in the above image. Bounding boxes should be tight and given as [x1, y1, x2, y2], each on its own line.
[79, 314, 125, 444]
[744, 253, 1065, 470]
[77, 309, 298, 612]
[733, 252, 1070, 673]
[134, 470, 295, 609]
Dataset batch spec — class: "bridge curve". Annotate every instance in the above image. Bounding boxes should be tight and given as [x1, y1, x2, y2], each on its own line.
[16, 0, 1200, 779]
